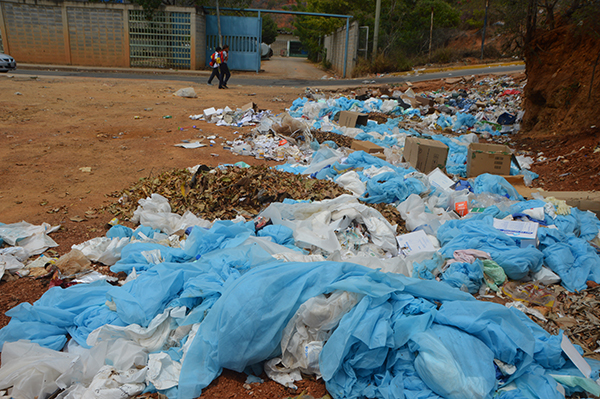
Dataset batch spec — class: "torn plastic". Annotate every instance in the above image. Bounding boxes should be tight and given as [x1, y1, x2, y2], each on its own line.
[279, 291, 360, 375]
[0, 221, 59, 255]
[131, 194, 212, 235]
[260, 194, 398, 256]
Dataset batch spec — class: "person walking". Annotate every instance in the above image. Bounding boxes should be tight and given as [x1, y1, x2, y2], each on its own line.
[207, 46, 221, 86]
[219, 44, 231, 89]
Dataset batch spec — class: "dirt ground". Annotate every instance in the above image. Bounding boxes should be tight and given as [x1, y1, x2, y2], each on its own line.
[1, 53, 599, 398]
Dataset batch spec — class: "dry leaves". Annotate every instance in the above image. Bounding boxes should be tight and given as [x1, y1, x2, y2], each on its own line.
[535, 284, 600, 360]
[105, 166, 349, 221]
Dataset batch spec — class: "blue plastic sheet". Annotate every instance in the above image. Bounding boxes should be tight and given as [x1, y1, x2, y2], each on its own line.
[438, 216, 543, 280]
[360, 172, 427, 204]
[538, 228, 600, 291]
[107, 225, 133, 239]
[453, 112, 477, 131]
[409, 324, 496, 399]
[472, 174, 524, 201]
[441, 259, 484, 294]
[0, 280, 116, 351]
[431, 135, 469, 176]
[178, 261, 473, 399]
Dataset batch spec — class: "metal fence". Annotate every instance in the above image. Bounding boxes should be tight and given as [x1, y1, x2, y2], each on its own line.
[129, 10, 191, 69]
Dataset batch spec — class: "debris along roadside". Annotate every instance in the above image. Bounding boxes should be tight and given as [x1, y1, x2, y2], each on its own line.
[1, 77, 600, 399]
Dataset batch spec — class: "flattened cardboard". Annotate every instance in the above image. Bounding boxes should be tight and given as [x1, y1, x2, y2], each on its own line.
[339, 111, 368, 127]
[538, 191, 600, 217]
[396, 230, 436, 258]
[427, 167, 455, 191]
[351, 140, 384, 154]
[403, 137, 449, 174]
[467, 142, 512, 177]
[501, 175, 534, 198]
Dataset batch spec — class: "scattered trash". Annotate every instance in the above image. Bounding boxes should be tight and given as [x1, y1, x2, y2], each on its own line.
[174, 141, 206, 149]
[3, 75, 600, 399]
[174, 87, 197, 98]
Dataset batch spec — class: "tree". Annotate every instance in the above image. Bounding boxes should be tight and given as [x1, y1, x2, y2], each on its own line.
[128, 0, 251, 14]
[262, 14, 279, 44]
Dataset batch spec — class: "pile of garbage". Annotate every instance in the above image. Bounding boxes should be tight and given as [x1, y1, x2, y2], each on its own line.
[2, 75, 600, 399]
[191, 75, 526, 179]
[1, 158, 600, 399]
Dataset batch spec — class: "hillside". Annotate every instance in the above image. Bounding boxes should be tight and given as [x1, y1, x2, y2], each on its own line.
[250, 0, 295, 30]
[522, 22, 600, 137]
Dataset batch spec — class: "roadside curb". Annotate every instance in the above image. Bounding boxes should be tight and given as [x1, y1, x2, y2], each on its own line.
[17, 63, 213, 76]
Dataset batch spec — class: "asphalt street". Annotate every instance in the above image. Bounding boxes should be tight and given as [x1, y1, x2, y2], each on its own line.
[11, 63, 524, 87]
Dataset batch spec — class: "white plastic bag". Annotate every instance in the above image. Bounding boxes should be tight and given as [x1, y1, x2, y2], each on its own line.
[0, 340, 80, 399]
[73, 237, 131, 266]
[131, 194, 211, 235]
[335, 171, 366, 196]
[174, 87, 197, 98]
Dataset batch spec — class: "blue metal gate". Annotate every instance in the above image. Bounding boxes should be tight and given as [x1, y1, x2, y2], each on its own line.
[206, 15, 261, 72]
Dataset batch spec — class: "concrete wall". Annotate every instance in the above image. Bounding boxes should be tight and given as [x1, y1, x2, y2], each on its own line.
[324, 21, 359, 77]
[193, 11, 206, 69]
[0, 0, 205, 69]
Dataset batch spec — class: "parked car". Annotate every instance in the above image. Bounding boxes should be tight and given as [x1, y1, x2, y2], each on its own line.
[0, 53, 16, 72]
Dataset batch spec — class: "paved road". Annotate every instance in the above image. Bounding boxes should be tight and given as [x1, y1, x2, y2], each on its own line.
[11, 58, 524, 87]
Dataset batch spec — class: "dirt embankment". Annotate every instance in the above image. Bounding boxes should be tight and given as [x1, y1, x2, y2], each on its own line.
[522, 23, 600, 137]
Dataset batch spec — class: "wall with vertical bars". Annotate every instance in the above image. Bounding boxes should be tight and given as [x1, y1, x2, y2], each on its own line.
[0, 0, 205, 69]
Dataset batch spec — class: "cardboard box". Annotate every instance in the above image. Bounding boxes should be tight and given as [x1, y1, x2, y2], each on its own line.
[396, 230, 436, 258]
[493, 219, 539, 248]
[339, 111, 368, 127]
[354, 88, 369, 100]
[241, 102, 258, 112]
[351, 140, 384, 154]
[415, 96, 435, 107]
[497, 175, 534, 198]
[403, 137, 449, 174]
[467, 142, 512, 177]
[400, 95, 419, 108]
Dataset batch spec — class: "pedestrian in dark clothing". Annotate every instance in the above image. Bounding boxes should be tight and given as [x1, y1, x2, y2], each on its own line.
[207, 46, 221, 85]
[219, 45, 231, 89]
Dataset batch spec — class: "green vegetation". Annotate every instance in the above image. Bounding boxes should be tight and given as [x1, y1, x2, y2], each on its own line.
[262, 15, 279, 45]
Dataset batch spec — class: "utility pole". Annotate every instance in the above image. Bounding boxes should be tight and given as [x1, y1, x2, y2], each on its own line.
[428, 7, 434, 62]
[372, 0, 381, 61]
[216, 0, 222, 47]
[480, 0, 489, 60]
